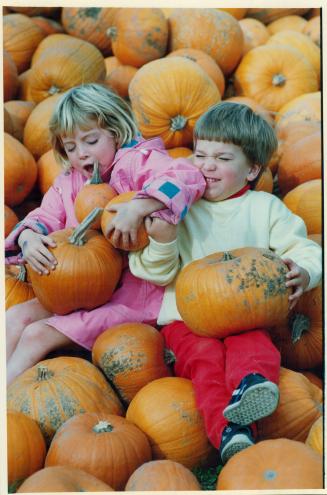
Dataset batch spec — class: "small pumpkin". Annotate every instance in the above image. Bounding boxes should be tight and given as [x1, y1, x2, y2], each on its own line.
[92, 322, 172, 404]
[5, 264, 35, 310]
[7, 410, 46, 493]
[17, 69, 34, 102]
[267, 15, 308, 35]
[105, 64, 138, 99]
[276, 119, 321, 165]
[303, 16, 321, 46]
[7, 356, 124, 445]
[37, 149, 62, 195]
[3, 50, 19, 101]
[27, 208, 123, 315]
[305, 416, 323, 455]
[275, 91, 321, 129]
[246, 8, 311, 24]
[17, 466, 114, 493]
[238, 18, 270, 55]
[30, 16, 64, 36]
[4, 205, 19, 238]
[45, 412, 152, 491]
[283, 179, 322, 234]
[4, 100, 36, 142]
[176, 247, 291, 339]
[125, 460, 201, 491]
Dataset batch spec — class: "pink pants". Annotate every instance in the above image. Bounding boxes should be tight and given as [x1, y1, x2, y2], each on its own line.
[161, 321, 280, 449]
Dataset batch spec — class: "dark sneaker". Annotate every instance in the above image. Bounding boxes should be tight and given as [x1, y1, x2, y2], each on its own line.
[219, 423, 254, 464]
[223, 373, 279, 425]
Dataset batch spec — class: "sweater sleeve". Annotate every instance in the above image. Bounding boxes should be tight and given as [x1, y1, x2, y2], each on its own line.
[129, 237, 180, 286]
[268, 196, 322, 290]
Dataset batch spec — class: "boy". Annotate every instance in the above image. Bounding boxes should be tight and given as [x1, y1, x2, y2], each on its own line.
[129, 102, 322, 463]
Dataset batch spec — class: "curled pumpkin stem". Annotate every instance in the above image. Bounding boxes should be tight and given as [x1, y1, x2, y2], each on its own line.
[93, 420, 114, 433]
[68, 207, 103, 245]
[291, 313, 310, 343]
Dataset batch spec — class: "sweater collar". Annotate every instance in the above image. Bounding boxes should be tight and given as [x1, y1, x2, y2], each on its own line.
[225, 184, 250, 200]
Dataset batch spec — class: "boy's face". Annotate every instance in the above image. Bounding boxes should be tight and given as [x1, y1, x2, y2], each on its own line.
[193, 140, 261, 202]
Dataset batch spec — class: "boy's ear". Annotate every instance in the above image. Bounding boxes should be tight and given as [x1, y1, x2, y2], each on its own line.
[247, 164, 261, 181]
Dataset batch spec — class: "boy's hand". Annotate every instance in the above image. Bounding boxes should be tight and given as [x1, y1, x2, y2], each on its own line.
[18, 229, 57, 275]
[145, 217, 177, 244]
[283, 258, 310, 310]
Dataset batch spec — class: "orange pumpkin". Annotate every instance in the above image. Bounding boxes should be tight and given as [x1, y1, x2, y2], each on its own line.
[92, 322, 172, 404]
[4, 107, 14, 135]
[275, 91, 321, 129]
[101, 192, 149, 251]
[37, 149, 62, 195]
[7, 411, 46, 493]
[129, 56, 220, 148]
[4, 205, 19, 238]
[257, 367, 322, 442]
[30, 16, 64, 36]
[7, 356, 124, 445]
[303, 16, 321, 46]
[218, 8, 248, 20]
[167, 147, 192, 158]
[276, 119, 321, 165]
[125, 460, 201, 491]
[104, 55, 122, 74]
[5, 265, 35, 310]
[254, 167, 274, 193]
[8, 7, 60, 17]
[4, 100, 36, 142]
[126, 377, 213, 469]
[246, 8, 311, 24]
[217, 438, 323, 490]
[17, 466, 114, 493]
[234, 44, 318, 112]
[176, 247, 291, 339]
[305, 416, 323, 455]
[27, 208, 123, 315]
[107, 8, 168, 68]
[3, 50, 19, 101]
[17, 69, 34, 102]
[45, 412, 152, 490]
[238, 18, 270, 55]
[267, 15, 308, 35]
[302, 371, 323, 389]
[4, 133, 38, 207]
[168, 8, 244, 75]
[283, 179, 322, 234]
[105, 64, 138, 99]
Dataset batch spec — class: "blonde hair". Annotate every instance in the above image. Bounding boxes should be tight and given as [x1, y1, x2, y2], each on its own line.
[49, 83, 139, 170]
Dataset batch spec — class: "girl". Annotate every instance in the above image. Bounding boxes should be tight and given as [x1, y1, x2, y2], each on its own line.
[5, 83, 205, 385]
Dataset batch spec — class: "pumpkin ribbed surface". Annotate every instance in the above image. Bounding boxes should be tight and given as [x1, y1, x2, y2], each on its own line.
[275, 91, 321, 129]
[5, 265, 35, 310]
[283, 179, 321, 234]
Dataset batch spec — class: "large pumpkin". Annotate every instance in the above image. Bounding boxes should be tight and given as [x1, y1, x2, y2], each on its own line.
[238, 18, 270, 55]
[126, 376, 213, 469]
[17, 466, 114, 493]
[217, 438, 323, 490]
[45, 412, 152, 490]
[7, 356, 124, 445]
[92, 322, 172, 403]
[129, 56, 220, 148]
[283, 179, 322, 234]
[176, 247, 291, 338]
[5, 265, 35, 310]
[275, 91, 321, 129]
[27, 208, 123, 315]
[7, 411, 46, 493]
[276, 119, 321, 165]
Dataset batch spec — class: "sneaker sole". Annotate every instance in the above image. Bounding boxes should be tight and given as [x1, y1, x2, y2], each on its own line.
[221, 437, 253, 464]
[223, 382, 279, 425]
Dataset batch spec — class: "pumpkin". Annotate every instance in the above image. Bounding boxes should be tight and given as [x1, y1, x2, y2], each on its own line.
[4, 108, 14, 135]
[305, 416, 323, 455]
[254, 167, 273, 193]
[74, 162, 117, 229]
[5, 205, 19, 238]
[5, 265, 35, 310]
[37, 149, 62, 195]
[275, 91, 321, 129]
[233, 44, 318, 112]
[307, 8, 321, 18]
[4, 100, 36, 142]
[246, 8, 311, 24]
[104, 55, 122, 73]
[3, 50, 18, 101]
[45, 412, 152, 491]
[27, 208, 123, 315]
[107, 8, 168, 68]
[8, 7, 60, 17]
[168, 8, 244, 75]
[3, 14, 46, 73]
[129, 56, 220, 148]
[101, 192, 149, 251]
[257, 367, 322, 442]
[7, 410, 46, 493]
[105, 64, 138, 99]
[17, 466, 114, 493]
[303, 16, 321, 46]
[92, 322, 172, 404]
[125, 460, 201, 491]
[217, 438, 323, 490]
[126, 376, 213, 469]
[4, 133, 38, 207]
[276, 119, 321, 165]
[218, 8, 248, 20]
[167, 147, 192, 158]
[283, 179, 322, 234]
[267, 15, 308, 35]
[270, 285, 322, 371]
[27, 35, 106, 103]
[61, 7, 119, 55]
[17, 69, 34, 102]
[7, 356, 124, 445]
[238, 18, 270, 55]
[277, 132, 321, 195]
[176, 247, 291, 339]
[23, 93, 62, 159]
[224, 96, 275, 127]
[31, 33, 86, 65]
[167, 48, 225, 97]
[30, 16, 64, 36]
[302, 371, 323, 389]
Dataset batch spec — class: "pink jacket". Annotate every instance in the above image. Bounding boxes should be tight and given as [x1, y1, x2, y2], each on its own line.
[6, 137, 205, 264]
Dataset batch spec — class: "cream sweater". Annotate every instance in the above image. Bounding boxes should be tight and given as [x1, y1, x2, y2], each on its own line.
[129, 190, 322, 325]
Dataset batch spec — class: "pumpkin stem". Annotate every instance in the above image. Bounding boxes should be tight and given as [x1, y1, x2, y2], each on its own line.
[170, 115, 188, 131]
[272, 74, 286, 87]
[93, 420, 114, 433]
[37, 365, 54, 381]
[68, 207, 103, 245]
[106, 26, 117, 40]
[164, 347, 176, 365]
[221, 252, 237, 261]
[89, 160, 103, 185]
[291, 313, 310, 343]
[48, 85, 61, 95]
[17, 264, 28, 282]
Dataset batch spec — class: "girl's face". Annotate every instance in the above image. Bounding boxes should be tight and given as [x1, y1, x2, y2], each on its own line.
[193, 140, 261, 202]
[61, 125, 117, 180]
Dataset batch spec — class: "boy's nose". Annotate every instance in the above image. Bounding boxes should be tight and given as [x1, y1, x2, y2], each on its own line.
[202, 158, 217, 170]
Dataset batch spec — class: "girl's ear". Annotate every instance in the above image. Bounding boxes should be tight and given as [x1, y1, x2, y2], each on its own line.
[247, 164, 261, 181]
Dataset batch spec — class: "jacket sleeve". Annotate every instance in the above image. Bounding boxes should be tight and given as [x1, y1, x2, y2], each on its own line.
[5, 176, 67, 264]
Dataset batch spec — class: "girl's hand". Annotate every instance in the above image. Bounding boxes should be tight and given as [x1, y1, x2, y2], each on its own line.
[18, 229, 57, 275]
[145, 217, 177, 244]
[104, 202, 143, 249]
[283, 258, 310, 310]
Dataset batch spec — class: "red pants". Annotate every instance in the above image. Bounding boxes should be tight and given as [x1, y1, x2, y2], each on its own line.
[161, 321, 280, 449]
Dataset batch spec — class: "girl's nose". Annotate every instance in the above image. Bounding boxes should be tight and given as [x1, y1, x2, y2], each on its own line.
[76, 143, 89, 159]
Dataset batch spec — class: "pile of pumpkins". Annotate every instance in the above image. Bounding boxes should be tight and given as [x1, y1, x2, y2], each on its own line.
[4, 6, 322, 492]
